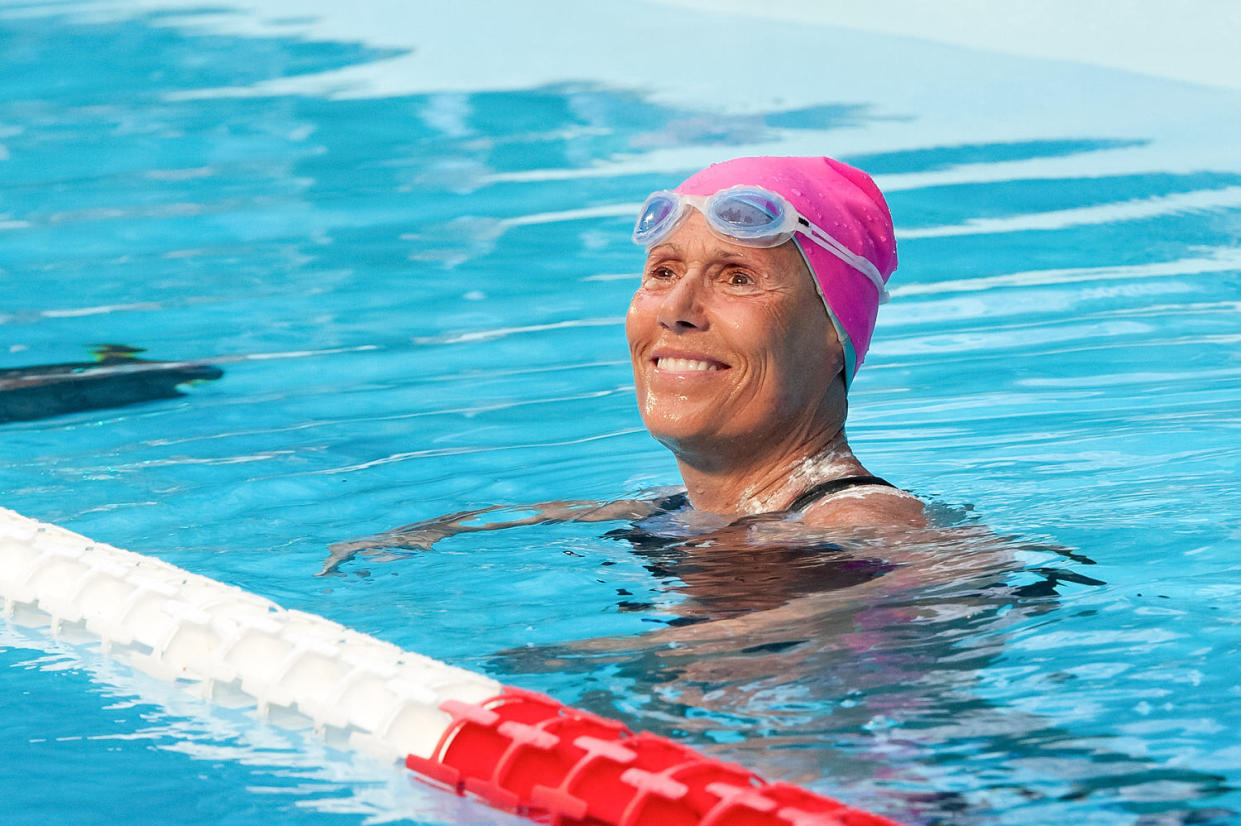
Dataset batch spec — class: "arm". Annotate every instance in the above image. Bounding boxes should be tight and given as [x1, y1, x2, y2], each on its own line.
[319, 496, 671, 575]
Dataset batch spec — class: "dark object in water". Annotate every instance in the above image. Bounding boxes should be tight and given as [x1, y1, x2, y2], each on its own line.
[0, 344, 223, 423]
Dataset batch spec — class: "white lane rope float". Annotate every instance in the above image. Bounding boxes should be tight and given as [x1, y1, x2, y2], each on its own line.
[0, 507, 898, 826]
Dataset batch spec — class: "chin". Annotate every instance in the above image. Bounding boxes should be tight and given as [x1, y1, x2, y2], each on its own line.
[640, 399, 730, 447]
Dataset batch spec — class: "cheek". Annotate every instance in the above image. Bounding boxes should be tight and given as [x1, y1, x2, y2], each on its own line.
[734, 304, 827, 393]
[625, 293, 655, 354]
[728, 305, 796, 368]
[777, 312, 839, 389]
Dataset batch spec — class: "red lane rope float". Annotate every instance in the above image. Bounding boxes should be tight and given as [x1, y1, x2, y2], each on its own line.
[406, 687, 900, 826]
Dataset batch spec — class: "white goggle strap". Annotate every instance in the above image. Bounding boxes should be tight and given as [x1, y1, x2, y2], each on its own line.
[798, 219, 889, 304]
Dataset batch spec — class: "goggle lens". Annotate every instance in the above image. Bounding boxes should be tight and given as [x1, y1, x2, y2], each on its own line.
[633, 192, 682, 245]
[706, 188, 787, 243]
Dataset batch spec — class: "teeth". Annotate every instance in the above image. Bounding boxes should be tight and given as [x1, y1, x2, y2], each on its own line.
[657, 357, 720, 372]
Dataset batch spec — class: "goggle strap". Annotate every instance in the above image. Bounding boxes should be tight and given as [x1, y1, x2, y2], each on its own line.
[798, 219, 890, 304]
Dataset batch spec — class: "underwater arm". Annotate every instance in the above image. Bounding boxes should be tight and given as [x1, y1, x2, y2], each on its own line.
[319, 496, 667, 575]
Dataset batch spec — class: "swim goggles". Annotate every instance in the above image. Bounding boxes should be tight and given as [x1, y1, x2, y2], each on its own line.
[632, 185, 888, 300]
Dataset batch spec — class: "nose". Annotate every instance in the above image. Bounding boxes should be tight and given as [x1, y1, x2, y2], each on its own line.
[656, 273, 708, 332]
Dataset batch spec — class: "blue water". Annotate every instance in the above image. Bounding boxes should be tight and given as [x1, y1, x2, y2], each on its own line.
[3, 2, 1241, 824]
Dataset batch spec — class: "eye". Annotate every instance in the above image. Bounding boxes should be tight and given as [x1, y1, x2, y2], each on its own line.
[726, 270, 755, 286]
[645, 264, 676, 282]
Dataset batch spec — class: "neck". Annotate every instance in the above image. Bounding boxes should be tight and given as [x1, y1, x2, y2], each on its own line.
[674, 426, 866, 516]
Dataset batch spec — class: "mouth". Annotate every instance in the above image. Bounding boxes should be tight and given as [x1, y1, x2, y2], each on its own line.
[651, 353, 729, 373]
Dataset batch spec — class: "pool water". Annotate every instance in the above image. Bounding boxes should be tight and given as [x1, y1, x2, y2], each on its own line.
[2, 2, 1241, 824]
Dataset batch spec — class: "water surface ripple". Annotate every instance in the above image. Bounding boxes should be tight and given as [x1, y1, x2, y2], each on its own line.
[1, 3, 1240, 825]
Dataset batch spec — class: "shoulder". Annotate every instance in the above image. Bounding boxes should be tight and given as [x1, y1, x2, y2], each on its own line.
[800, 486, 928, 530]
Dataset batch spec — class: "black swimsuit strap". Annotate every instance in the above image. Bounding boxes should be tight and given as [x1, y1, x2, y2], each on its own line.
[641, 478, 894, 519]
[785, 475, 896, 512]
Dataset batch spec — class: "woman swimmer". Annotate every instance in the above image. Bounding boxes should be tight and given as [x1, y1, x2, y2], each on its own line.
[322, 164, 1101, 813]
[323, 156, 927, 576]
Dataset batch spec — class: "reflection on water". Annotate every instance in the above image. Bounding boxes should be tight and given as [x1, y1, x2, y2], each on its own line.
[0, 622, 526, 826]
[495, 527, 1237, 824]
[2, 3, 1240, 825]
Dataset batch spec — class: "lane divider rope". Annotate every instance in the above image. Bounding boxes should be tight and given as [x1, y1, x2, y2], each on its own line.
[0, 507, 898, 826]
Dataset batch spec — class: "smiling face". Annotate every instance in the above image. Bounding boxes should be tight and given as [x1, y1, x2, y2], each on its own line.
[626, 212, 845, 467]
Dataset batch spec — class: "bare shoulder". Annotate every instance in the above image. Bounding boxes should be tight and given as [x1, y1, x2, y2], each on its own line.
[800, 486, 928, 530]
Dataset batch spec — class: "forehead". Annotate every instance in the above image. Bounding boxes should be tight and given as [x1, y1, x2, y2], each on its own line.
[645, 212, 809, 275]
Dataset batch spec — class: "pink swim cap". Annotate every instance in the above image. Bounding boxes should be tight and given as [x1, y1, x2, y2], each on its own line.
[674, 156, 897, 385]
